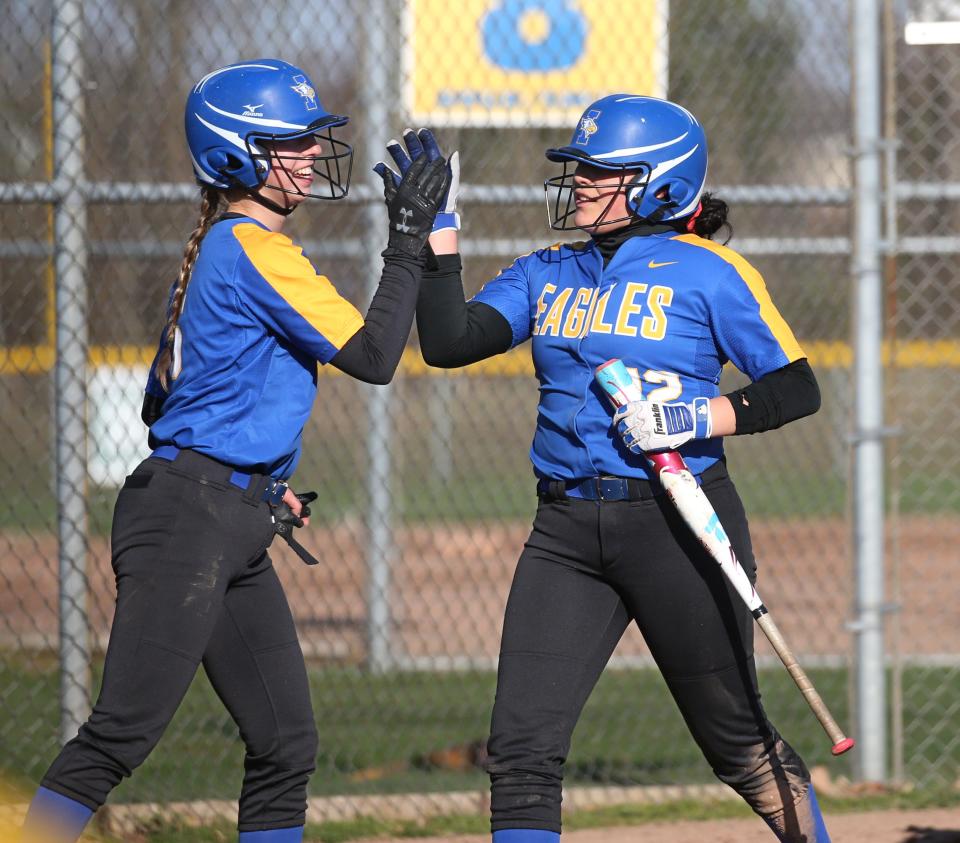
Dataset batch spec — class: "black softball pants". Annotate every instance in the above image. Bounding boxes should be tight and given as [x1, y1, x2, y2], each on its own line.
[40, 450, 317, 833]
[487, 463, 815, 839]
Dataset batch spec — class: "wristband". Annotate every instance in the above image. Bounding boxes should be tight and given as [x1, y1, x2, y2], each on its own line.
[432, 212, 461, 233]
[692, 396, 712, 439]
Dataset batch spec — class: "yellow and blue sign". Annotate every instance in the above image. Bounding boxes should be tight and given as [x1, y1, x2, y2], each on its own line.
[404, 0, 666, 126]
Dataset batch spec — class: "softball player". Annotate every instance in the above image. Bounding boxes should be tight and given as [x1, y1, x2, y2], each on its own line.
[414, 95, 830, 842]
[22, 59, 448, 843]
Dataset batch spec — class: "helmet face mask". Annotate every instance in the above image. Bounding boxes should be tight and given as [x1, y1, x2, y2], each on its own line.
[544, 94, 707, 232]
[185, 60, 353, 203]
[545, 160, 652, 232]
[244, 124, 354, 202]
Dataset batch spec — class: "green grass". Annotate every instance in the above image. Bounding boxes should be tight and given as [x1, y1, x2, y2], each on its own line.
[4, 363, 960, 537]
[0, 468, 540, 535]
[4, 656, 960, 841]
[5, 658, 960, 809]
[565, 788, 960, 828]
[5, 454, 960, 536]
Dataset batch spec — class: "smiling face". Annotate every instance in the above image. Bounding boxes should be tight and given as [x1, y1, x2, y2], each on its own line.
[256, 134, 323, 209]
[571, 162, 644, 233]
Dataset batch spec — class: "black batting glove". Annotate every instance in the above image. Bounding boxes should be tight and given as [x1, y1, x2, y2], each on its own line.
[271, 502, 303, 533]
[374, 128, 427, 207]
[269, 491, 322, 567]
[295, 491, 318, 520]
[271, 490, 318, 534]
[375, 148, 450, 258]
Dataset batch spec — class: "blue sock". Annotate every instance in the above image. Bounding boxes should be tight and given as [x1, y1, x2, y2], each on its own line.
[807, 783, 831, 843]
[21, 786, 94, 842]
[493, 831, 561, 843]
[239, 828, 304, 842]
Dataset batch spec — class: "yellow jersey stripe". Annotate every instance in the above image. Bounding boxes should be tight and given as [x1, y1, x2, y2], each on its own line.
[674, 233, 805, 362]
[234, 223, 363, 351]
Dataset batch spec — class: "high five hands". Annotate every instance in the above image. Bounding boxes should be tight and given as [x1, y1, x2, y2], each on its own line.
[374, 129, 459, 257]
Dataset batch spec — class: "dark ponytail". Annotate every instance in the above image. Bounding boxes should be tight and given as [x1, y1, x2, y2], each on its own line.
[684, 192, 732, 243]
[154, 185, 222, 391]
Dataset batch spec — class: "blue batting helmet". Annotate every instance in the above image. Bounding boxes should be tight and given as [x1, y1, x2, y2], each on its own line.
[184, 59, 352, 199]
[544, 94, 708, 228]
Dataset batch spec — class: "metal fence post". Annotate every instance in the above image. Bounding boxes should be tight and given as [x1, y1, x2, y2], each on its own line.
[361, 0, 394, 673]
[851, 0, 887, 782]
[52, 0, 90, 743]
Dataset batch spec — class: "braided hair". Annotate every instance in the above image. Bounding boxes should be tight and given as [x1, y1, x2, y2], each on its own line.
[154, 185, 221, 390]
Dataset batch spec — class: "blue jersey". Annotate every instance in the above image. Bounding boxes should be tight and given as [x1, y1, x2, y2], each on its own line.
[473, 231, 805, 481]
[147, 215, 363, 479]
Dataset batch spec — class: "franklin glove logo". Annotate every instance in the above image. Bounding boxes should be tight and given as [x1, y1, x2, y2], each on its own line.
[651, 403, 666, 435]
[396, 207, 413, 232]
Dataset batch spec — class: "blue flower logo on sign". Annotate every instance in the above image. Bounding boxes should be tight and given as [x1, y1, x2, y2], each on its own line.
[482, 0, 588, 72]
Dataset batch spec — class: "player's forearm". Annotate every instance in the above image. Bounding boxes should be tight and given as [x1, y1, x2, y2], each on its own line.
[724, 358, 821, 435]
[428, 229, 458, 256]
[328, 248, 421, 384]
[708, 396, 736, 437]
[417, 253, 512, 367]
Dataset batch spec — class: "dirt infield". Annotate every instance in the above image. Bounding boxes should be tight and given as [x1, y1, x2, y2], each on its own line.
[355, 808, 960, 842]
[3, 514, 959, 663]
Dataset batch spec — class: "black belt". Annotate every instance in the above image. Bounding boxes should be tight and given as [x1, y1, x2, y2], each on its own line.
[148, 446, 322, 567]
[538, 460, 726, 502]
[149, 445, 288, 504]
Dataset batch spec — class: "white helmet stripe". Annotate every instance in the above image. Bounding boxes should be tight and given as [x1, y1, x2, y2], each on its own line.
[593, 132, 689, 160]
[205, 101, 309, 131]
[647, 144, 700, 182]
[193, 63, 279, 93]
[612, 96, 701, 127]
[194, 112, 248, 152]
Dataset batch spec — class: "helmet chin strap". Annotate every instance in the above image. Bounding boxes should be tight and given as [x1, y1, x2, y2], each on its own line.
[644, 199, 678, 223]
[223, 161, 298, 217]
[246, 188, 296, 217]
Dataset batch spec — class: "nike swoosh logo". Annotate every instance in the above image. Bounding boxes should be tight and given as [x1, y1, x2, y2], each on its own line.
[648, 260, 678, 269]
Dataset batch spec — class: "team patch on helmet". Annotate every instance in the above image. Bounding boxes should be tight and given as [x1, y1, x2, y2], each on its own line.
[575, 109, 601, 146]
[291, 75, 318, 110]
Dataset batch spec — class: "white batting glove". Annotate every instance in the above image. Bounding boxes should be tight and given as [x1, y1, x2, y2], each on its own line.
[614, 397, 713, 454]
[433, 150, 460, 233]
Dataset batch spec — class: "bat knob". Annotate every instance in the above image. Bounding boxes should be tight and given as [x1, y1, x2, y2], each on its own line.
[831, 737, 855, 756]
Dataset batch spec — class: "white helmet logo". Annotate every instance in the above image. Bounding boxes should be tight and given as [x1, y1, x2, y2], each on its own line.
[242, 103, 264, 117]
[290, 75, 318, 111]
[575, 109, 601, 146]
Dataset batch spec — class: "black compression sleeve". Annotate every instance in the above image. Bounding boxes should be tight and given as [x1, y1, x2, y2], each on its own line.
[328, 247, 422, 385]
[416, 253, 513, 367]
[141, 392, 165, 427]
[724, 358, 821, 435]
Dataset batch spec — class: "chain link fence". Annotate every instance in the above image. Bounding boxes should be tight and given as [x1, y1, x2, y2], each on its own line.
[886, 0, 960, 787]
[1, 0, 958, 832]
